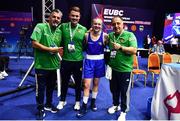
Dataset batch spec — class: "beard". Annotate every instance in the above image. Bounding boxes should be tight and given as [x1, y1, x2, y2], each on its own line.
[52, 22, 59, 28]
[114, 28, 122, 34]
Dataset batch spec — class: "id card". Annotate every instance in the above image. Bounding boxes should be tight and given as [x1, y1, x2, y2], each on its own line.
[110, 50, 117, 58]
[68, 41, 75, 52]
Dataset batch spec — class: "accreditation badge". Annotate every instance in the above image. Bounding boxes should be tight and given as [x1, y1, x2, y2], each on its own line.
[110, 50, 117, 58]
[68, 41, 75, 52]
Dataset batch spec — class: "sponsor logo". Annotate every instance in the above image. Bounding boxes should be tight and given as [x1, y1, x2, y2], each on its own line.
[164, 90, 180, 120]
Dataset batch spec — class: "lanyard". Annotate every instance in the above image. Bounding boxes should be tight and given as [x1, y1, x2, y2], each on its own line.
[69, 22, 79, 41]
[113, 33, 121, 43]
[113, 30, 124, 43]
[47, 23, 55, 36]
[47, 23, 58, 47]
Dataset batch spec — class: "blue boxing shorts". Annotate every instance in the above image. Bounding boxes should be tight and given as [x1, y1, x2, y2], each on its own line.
[83, 59, 105, 78]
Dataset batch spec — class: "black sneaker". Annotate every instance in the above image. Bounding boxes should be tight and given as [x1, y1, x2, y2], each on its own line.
[76, 103, 87, 118]
[91, 98, 97, 111]
[44, 104, 59, 113]
[36, 109, 45, 120]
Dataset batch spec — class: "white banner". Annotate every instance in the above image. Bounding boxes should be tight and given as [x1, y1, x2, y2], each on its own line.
[151, 63, 180, 120]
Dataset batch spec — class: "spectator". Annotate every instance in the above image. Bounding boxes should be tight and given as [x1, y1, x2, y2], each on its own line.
[0, 56, 9, 79]
[170, 36, 179, 48]
[151, 40, 165, 54]
[144, 34, 151, 49]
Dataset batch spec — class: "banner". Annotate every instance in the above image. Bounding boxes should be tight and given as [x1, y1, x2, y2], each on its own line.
[163, 13, 180, 44]
[91, 4, 154, 48]
[151, 63, 180, 120]
[0, 11, 32, 53]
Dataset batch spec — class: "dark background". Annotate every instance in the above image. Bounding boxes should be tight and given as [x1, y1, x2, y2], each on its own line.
[1, 0, 180, 41]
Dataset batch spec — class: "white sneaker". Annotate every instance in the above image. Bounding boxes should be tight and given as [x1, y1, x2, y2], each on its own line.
[56, 101, 67, 110]
[0, 74, 4, 80]
[74, 101, 80, 110]
[1, 71, 8, 77]
[118, 112, 126, 121]
[108, 105, 120, 114]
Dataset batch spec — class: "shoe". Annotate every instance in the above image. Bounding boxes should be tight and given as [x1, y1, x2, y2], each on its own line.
[74, 101, 80, 111]
[90, 98, 97, 111]
[0, 74, 4, 80]
[36, 109, 45, 120]
[108, 105, 120, 114]
[44, 104, 59, 113]
[76, 103, 87, 118]
[118, 112, 126, 121]
[1, 71, 8, 77]
[57, 101, 67, 110]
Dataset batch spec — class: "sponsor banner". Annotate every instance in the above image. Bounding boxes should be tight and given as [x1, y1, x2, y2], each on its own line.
[163, 13, 180, 44]
[91, 4, 154, 48]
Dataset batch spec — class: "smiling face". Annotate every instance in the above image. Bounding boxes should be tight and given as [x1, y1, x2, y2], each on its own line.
[112, 17, 124, 34]
[69, 10, 80, 26]
[92, 18, 102, 33]
[49, 11, 62, 28]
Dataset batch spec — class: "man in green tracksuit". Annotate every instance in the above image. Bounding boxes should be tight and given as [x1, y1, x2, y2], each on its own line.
[56, 6, 87, 111]
[31, 9, 63, 120]
[107, 16, 137, 121]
